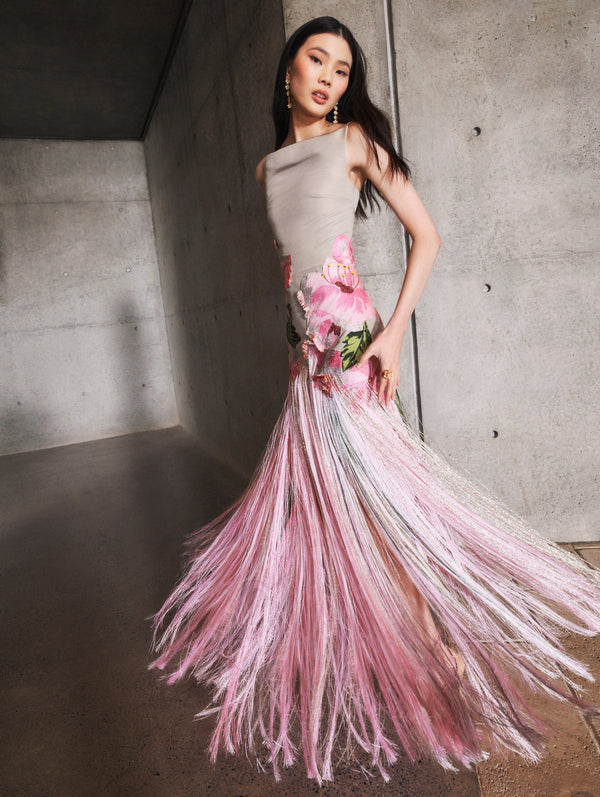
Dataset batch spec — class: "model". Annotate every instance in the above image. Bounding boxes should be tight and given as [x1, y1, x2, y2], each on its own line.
[150, 16, 600, 785]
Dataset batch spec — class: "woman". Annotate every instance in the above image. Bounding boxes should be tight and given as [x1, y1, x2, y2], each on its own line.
[150, 17, 600, 785]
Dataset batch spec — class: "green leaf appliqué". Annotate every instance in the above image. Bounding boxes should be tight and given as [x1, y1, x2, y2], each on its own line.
[341, 321, 372, 371]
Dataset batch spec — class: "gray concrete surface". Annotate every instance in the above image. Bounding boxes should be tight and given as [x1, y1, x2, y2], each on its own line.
[144, 0, 292, 478]
[391, 0, 600, 541]
[3, 428, 600, 795]
[0, 139, 177, 455]
[0, 0, 189, 139]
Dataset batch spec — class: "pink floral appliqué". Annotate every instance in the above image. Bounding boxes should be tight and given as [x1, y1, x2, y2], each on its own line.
[302, 234, 372, 331]
[330, 233, 354, 267]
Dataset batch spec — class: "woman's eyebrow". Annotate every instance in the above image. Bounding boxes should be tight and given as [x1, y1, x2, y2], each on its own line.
[309, 46, 351, 70]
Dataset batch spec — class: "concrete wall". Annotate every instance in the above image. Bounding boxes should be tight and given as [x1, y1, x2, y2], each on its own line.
[144, 0, 288, 477]
[392, 0, 599, 541]
[282, 1, 599, 541]
[0, 140, 177, 455]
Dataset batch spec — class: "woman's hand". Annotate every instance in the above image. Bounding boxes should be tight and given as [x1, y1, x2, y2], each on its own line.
[357, 325, 405, 406]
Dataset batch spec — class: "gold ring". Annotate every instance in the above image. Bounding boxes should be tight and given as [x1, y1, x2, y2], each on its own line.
[381, 369, 392, 380]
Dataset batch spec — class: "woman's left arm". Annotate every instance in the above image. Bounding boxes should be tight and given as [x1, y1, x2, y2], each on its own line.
[349, 125, 442, 405]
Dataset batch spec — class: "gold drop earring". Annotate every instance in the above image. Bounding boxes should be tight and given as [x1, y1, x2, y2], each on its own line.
[285, 76, 291, 109]
[333, 103, 338, 124]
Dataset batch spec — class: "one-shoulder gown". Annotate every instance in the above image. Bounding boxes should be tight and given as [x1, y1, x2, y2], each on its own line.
[150, 123, 600, 784]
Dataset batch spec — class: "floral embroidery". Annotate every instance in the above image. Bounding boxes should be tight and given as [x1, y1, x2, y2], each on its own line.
[316, 320, 342, 351]
[286, 233, 384, 405]
[302, 234, 372, 335]
[296, 289, 311, 317]
[330, 233, 354, 267]
[289, 330, 380, 403]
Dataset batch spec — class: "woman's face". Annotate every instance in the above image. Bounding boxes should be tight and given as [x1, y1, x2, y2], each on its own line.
[287, 33, 352, 121]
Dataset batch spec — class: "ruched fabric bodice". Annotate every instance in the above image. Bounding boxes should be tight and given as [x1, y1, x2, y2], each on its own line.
[265, 124, 360, 295]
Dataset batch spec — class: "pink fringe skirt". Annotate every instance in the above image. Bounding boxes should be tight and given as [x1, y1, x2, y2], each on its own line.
[149, 349, 600, 784]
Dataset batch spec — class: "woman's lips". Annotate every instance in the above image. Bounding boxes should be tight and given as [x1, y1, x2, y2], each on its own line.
[311, 91, 328, 104]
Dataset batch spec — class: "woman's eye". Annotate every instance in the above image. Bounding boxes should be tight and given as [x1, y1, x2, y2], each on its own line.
[337, 70, 348, 77]
[309, 55, 321, 64]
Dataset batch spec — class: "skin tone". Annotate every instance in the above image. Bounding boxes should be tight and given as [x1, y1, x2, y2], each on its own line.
[256, 34, 464, 678]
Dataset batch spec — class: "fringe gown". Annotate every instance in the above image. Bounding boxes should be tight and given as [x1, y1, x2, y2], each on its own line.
[149, 122, 600, 783]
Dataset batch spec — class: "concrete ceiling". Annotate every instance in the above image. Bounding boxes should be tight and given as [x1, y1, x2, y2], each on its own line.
[0, 0, 191, 140]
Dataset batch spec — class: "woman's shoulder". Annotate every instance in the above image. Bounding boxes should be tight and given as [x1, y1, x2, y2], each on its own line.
[346, 120, 394, 177]
[346, 121, 377, 158]
[345, 120, 369, 146]
[345, 121, 375, 170]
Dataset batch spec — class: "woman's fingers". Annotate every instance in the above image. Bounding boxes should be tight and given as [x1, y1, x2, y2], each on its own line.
[356, 342, 375, 369]
[379, 368, 399, 406]
[356, 339, 400, 407]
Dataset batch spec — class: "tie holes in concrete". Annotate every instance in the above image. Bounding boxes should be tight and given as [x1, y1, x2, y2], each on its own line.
[483, 283, 491, 292]
[471, 126, 481, 137]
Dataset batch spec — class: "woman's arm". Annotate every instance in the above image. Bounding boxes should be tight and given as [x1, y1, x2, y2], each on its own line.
[348, 123, 442, 405]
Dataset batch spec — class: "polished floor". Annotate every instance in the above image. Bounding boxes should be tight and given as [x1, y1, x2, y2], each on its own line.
[1, 427, 598, 796]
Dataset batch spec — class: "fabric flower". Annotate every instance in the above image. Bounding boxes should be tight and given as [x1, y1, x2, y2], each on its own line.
[331, 233, 354, 267]
[316, 320, 342, 350]
[303, 235, 372, 330]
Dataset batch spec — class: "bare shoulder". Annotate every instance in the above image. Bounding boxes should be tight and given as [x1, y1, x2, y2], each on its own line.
[345, 121, 389, 188]
[347, 121, 388, 173]
[255, 154, 268, 193]
[346, 121, 397, 185]
[345, 121, 370, 165]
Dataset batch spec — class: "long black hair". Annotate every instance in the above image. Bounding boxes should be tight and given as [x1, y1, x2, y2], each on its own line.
[272, 16, 411, 220]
